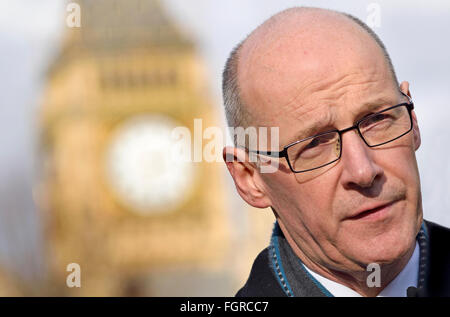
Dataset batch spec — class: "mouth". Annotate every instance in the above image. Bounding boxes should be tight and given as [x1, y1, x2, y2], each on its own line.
[346, 201, 397, 221]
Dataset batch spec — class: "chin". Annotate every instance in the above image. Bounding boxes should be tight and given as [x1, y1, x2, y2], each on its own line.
[344, 220, 418, 266]
[363, 240, 413, 266]
[342, 202, 421, 265]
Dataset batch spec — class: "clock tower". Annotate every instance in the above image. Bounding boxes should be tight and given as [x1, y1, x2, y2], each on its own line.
[39, 0, 231, 295]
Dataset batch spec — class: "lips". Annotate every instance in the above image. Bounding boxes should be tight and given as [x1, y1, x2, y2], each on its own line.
[346, 201, 396, 221]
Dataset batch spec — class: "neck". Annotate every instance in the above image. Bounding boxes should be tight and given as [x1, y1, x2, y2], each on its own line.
[278, 222, 416, 297]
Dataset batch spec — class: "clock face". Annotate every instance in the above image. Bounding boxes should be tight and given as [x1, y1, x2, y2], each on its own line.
[105, 114, 194, 215]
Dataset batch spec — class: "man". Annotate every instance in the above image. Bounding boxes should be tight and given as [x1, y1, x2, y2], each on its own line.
[222, 7, 450, 297]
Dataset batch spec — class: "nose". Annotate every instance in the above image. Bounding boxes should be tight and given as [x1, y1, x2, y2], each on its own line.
[339, 130, 384, 190]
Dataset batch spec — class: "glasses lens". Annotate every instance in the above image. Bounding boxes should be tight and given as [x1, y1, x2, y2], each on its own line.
[286, 131, 340, 172]
[359, 105, 412, 146]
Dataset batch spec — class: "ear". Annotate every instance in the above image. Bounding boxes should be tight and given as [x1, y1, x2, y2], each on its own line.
[399, 81, 421, 150]
[222, 146, 272, 208]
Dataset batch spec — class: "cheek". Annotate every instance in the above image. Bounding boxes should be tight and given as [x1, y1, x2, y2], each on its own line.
[263, 170, 338, 229]
[262, 172, 301, 211]
[382, 148, 422, 224]
[299, 177, 338, 214]
[378, 145, 420, 188]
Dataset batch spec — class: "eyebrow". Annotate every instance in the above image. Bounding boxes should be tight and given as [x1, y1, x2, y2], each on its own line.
[357, 96, 400, 118]
[286, 96, 399, 145]
[288, 115, 335, 145]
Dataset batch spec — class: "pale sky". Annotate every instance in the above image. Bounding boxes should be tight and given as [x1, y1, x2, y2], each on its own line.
[0, 0, 449, 282]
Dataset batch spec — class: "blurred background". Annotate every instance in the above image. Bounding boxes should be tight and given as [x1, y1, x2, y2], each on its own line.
[0, 0, 448, 296]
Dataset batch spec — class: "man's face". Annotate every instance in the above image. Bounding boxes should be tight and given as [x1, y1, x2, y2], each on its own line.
[238, 21, 423, 272]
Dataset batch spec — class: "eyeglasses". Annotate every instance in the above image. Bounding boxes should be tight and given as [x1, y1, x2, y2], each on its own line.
[249, 93, 415, 173]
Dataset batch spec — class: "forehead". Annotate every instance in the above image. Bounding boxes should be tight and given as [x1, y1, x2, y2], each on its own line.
[238, 18, 398, 145]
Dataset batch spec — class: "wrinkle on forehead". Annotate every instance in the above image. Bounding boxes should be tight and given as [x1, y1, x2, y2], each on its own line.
[281, 69, 387, 116]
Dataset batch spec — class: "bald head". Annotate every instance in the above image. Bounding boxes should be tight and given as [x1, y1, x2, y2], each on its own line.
[223, 7, 398, 145]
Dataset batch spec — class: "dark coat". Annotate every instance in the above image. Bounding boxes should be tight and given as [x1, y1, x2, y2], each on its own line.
[236, 220, 450, 297]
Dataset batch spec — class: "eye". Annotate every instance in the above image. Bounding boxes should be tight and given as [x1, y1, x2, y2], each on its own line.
[305, 133, 335, 149]
[360, 113, 392, 129]
[368, 113, 387, 124]
[305, 137, 321, 149]
[287, 131, 339, 163]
